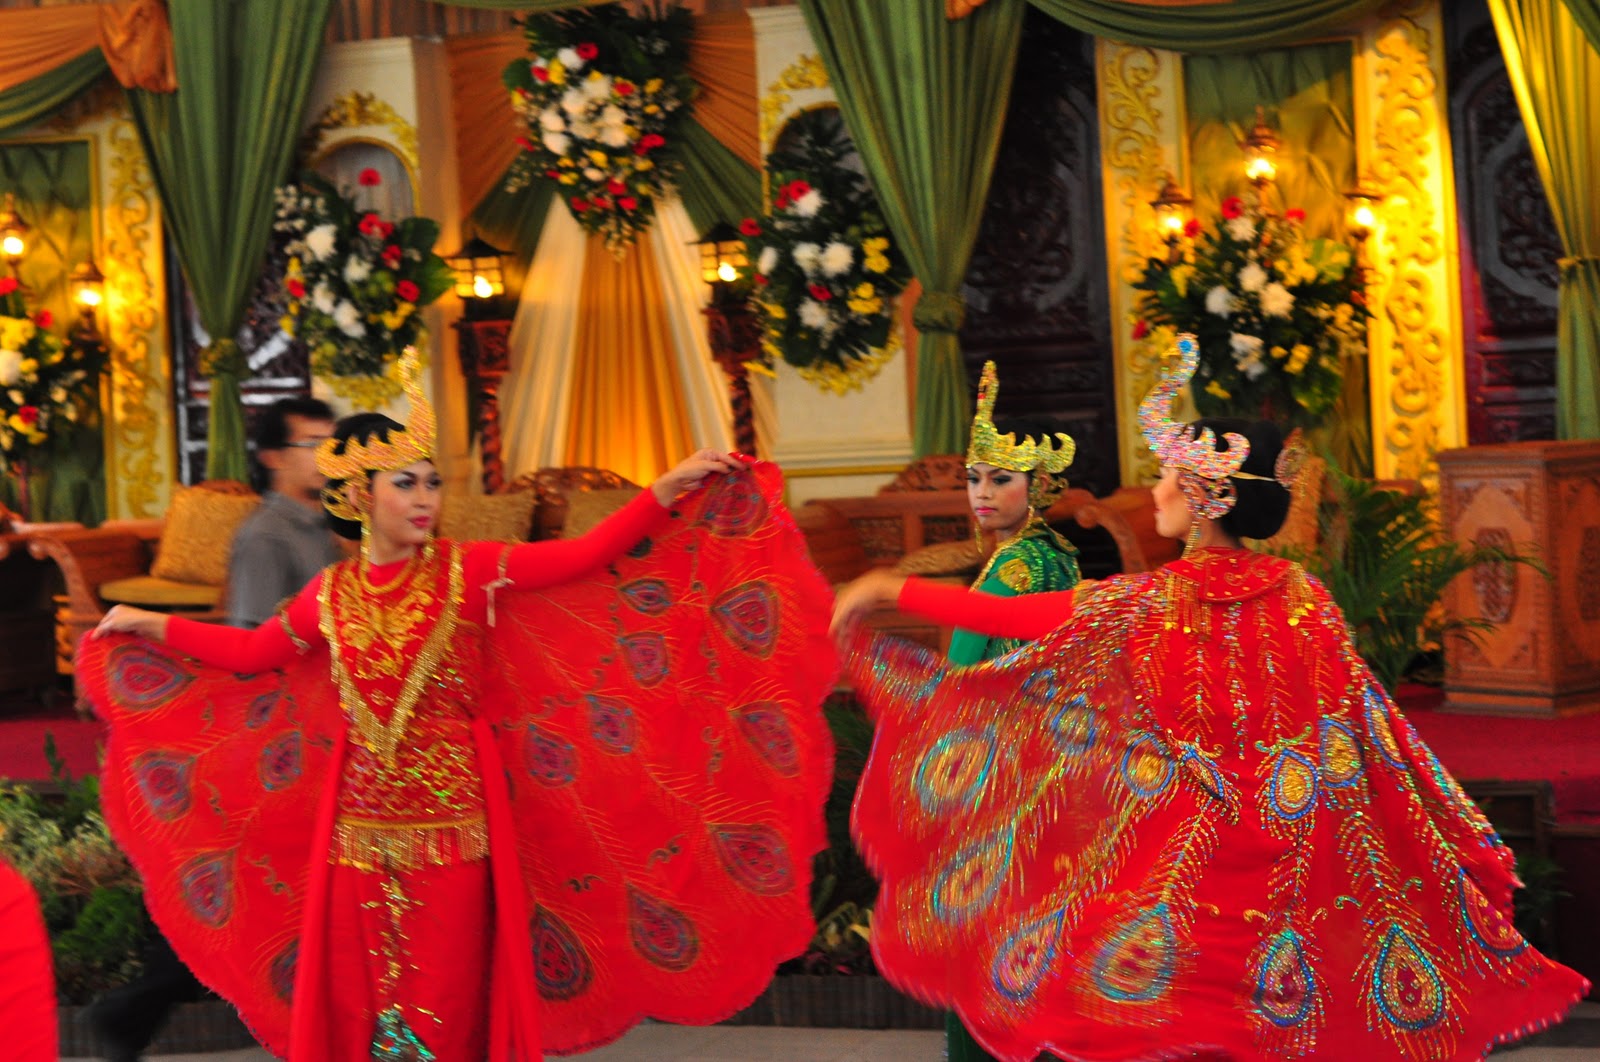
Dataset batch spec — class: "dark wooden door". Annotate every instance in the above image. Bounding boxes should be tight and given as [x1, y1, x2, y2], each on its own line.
[960, 11, 1117, 498]
[1445, 0, 1561, 444]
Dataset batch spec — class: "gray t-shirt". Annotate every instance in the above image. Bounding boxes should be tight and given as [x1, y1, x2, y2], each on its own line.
[225, 491, 343, 629]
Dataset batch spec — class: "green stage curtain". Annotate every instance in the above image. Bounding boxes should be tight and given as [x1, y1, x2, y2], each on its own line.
[128, 0, 333, 481]
[1021, 0, 1385, 51]
[799, 0, 1023, 457]
[1489, 0, 1600, 439]
[676, 118, 761, 238]
[0, 50, 107, 137]
[1561, 0, 1600, 53]
[469, 174, 556, 298]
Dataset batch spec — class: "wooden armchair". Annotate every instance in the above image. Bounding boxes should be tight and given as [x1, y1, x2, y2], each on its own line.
[28, 480, 259, 677]
[504, 466, 641, 541]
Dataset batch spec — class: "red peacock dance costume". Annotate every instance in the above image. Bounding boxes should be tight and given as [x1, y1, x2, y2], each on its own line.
[77, 357, 837, 1061]
[845, 335, 1587, 1061]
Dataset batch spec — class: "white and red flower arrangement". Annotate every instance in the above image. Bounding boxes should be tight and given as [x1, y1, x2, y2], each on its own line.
[502, 3, 695, 252]
[273, 169, 453, 408]
[739, 110, 911, 393]
[1133, 192, 1368, 426]
[0, 275, 98, 479]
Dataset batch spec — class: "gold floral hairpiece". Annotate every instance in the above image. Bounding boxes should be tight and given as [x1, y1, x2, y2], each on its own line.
[315, 347, 434, 522]
[966, 360, 1076, 476]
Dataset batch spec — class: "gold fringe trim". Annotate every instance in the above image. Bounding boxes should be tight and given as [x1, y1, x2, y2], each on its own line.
[330, 814, 489, 871]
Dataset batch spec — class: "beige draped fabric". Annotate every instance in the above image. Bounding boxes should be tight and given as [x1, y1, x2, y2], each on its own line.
[562, 232, 699, 485]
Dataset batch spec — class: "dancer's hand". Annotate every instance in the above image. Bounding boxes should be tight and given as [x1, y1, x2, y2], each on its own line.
[651, 448, 747, 506]
[93, 604, 170, 642]
[830, 569, 907, 637]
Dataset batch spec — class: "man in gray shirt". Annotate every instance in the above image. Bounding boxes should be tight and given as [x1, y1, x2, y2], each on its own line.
[226, 396, 343, 628]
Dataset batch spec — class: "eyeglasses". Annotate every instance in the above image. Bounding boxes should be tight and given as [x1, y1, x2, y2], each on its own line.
[283, 439, 329, 450]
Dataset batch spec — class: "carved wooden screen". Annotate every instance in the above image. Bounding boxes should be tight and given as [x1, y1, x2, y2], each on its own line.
[1445, 0, 1560, 444]
[959, 12, 1116, 498]
[168, 237, 312, 487]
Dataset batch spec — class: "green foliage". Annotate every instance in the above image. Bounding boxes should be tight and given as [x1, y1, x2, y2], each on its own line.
[810, 694, 878, 919]
[1280, 464, 1540, 693]
[0, 736, 149, 1003]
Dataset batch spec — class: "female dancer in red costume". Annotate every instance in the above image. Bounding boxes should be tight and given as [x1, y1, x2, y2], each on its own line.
[0, 856, 56, 1061]
[832, 334, 1588, 1062]
[81, 352, 838, 1061]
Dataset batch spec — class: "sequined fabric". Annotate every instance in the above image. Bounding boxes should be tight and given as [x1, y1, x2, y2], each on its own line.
[848, 548, 1588, 1062]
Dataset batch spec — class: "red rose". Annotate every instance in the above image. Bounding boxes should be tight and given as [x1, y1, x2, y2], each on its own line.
[1132, 319, 1149, 339]
[0, 276, 16, 295]
[516, 136, 536, 153]
[358, 168, 381, 187]
[774, 190, 791, 209]
[808, 284, 832, 301]
[1285, 207, 1306, 222]
[382, 245, 403, 267]
[618, 196, 638, 211]
[1220, 196, 1244, 220]
[616, 80, 635, 97]
[358, 212, 384, 237]
[570, 197, 589, 213]
[576, 42, 599, 60]
[32, 309, 52, 329]
[533, 66, 550, 83]
[739, 218, 762, 237]
[636, 133, 665, 152]
[17, 405, 38, 427]
[754, 274, 769, 286]
[607, 178, 628, 196]
[396, 279, 420, 302]
[1183, 218, 1202, 238]
[784, 179, 812, 201]
[545, 169, 560, 179]
[286, 277, 306, 299]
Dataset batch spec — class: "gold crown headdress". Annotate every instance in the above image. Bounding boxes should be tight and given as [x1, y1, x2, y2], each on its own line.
[315, 347, 435, 522]
[1138, 333, 1305, 521]
[967, 358, 1075, 476]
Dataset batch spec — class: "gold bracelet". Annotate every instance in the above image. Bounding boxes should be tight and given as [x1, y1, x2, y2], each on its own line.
[278, 610, 311, 654]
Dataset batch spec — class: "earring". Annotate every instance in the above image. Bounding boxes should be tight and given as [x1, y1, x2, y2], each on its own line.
[360, 518, 372, 569]
[1184, 519, 1203, 555]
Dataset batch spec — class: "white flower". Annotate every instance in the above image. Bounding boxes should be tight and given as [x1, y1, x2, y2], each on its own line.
[49, 385, 66, 404]
[583, 167, 604, 181]
[757, 246, 779, 275]
[598, 125, 631, 149]
[1226, 216, 1256, 242]
[557, 47, 584, 71]
[561, 89, 587, 116]
[799, 300, 832, 331]
[598, 104, 627, 129]
[793, 189, 824, 217]
[343, 257, 371, 284]
[1237, 261, 1267, 293]
[1205, 285, 1237, 317]
[1230, 333, 1267, 379]
[542, 131, 571, 156]
[539, 107, 566, 132]
[0, 349, 20, 387]
[581, 74, 613, 102]
[312, 283, 336, 314]
[303, 223, 338, 262]
[8, 388, 24, 404]
[1259, 282, 1295, 318]
[333, 300, 366, 338]
[792, 242, 822, 275]
[820, 241, 854, 276]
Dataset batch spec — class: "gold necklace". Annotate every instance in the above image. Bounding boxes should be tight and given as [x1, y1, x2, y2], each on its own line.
[320, 543, 464, 765]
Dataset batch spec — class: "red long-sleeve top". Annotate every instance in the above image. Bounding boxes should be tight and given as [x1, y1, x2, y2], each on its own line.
[163, 489, 670, 669]
[898, 574, 1077, 642]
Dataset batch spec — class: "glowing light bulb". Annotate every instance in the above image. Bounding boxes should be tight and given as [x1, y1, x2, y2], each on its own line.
[1246, 156, 1276, 183]
[2, 235, 23, 258]
[1351, 205, 1375, 233]
[716, 261, 738, 283]
[76, 287, 103, 308]
[472, 274, 493, 299]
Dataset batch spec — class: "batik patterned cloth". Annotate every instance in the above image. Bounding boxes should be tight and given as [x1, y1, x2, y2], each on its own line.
[848, 549, 1588, 1062]
[78, 463, 838, 1060]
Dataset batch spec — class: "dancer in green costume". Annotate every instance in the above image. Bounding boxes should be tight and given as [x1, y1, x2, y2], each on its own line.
[945, 362, 1080, 1060]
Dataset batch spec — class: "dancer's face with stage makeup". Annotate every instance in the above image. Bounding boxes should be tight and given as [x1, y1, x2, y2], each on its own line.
[966, 462, 1031, 542]
[356, 459, 442, 559]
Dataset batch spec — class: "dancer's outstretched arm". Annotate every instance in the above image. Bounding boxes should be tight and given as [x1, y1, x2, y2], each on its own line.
[832, 569, 1074, 641]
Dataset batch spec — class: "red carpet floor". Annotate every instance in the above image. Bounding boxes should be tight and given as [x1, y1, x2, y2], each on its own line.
[0, 705, 105, 784]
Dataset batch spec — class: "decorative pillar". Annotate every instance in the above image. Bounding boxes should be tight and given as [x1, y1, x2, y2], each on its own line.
[1439, 440, 1600, 716]
[453, 318, 513, 493]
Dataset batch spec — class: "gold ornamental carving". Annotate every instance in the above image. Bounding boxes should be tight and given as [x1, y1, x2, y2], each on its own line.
[759, 54, 830, 151]
[1364, 1, 1463, 486]
[1096, 40, 1179, 485]
[301, 91, 420, 173]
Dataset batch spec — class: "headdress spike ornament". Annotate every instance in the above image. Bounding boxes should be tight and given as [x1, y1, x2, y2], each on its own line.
[966, 360, 1076, 476]
[315, 347, 435, 522]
